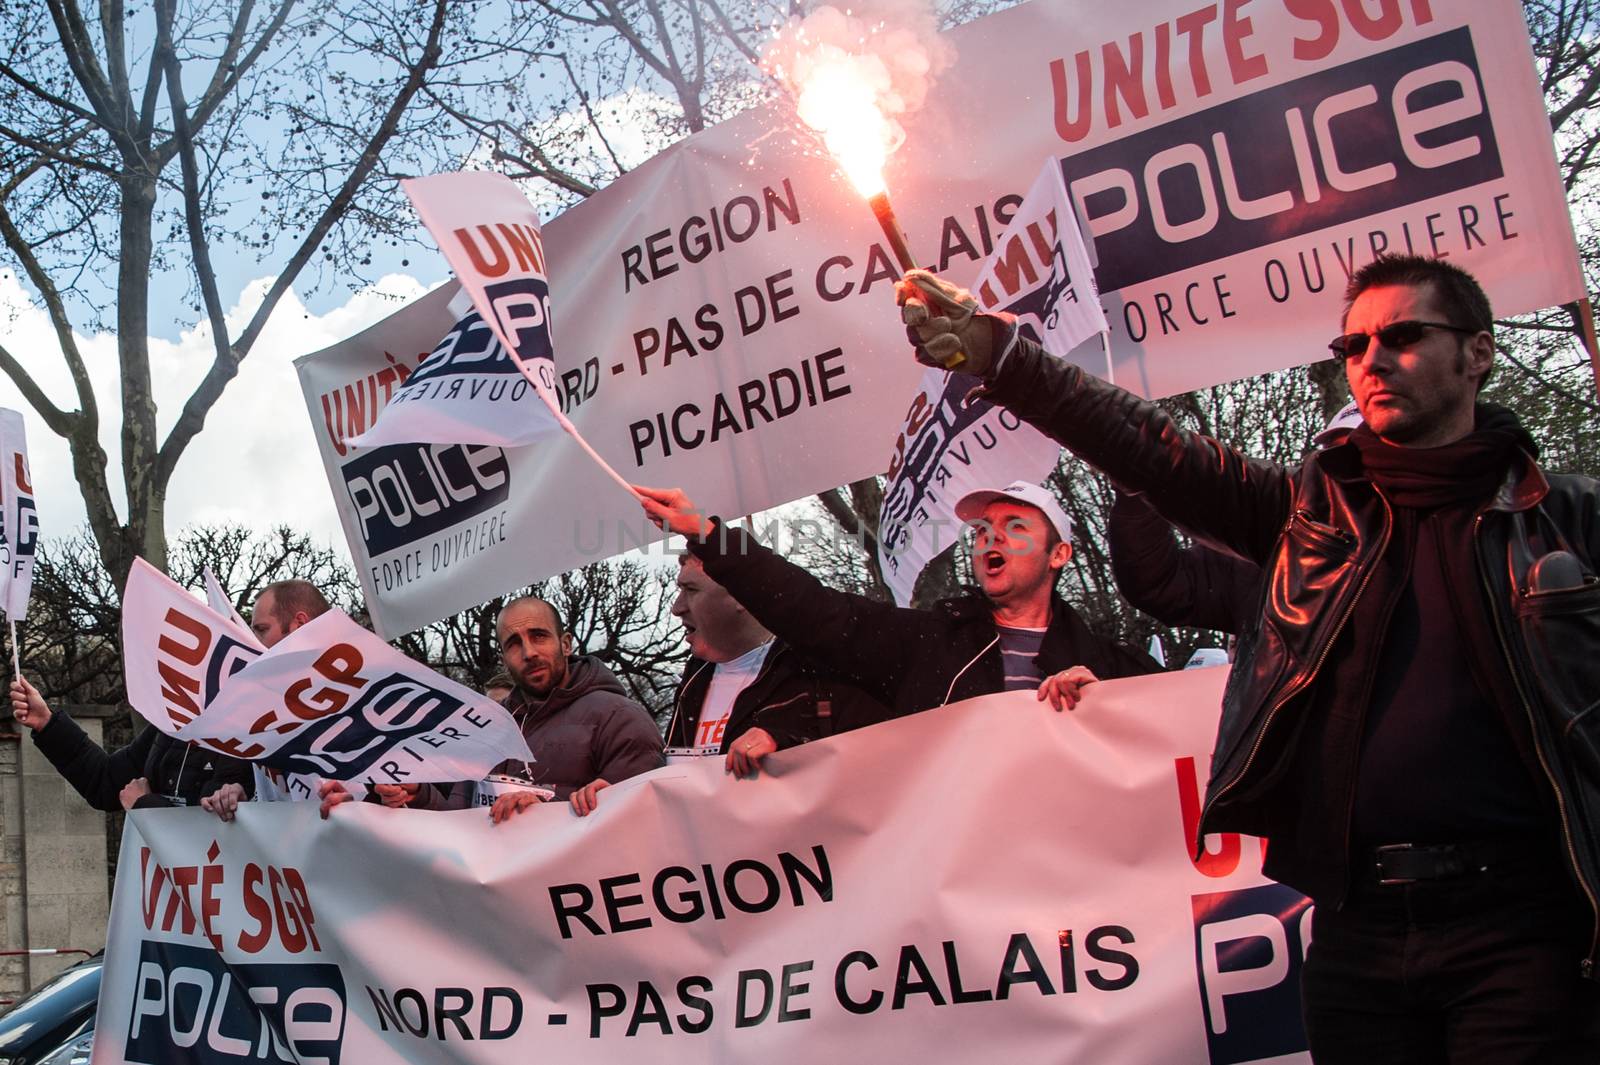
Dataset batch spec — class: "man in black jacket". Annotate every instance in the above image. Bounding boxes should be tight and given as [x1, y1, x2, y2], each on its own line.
[663, 554, 886, 777]
[11, 678, 253, 813]
[1108, 490, 1261, 638]
[898, 254, 1600, 1062]
[636, 480, 1159, 720]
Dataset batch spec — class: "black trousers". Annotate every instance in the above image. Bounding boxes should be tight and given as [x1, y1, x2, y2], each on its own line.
[1301, 855, 1600, 1064]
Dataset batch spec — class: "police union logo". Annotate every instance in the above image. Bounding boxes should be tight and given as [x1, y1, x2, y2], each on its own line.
[1190, 883, 1312, 1064]
[124, 941, 347, 1064]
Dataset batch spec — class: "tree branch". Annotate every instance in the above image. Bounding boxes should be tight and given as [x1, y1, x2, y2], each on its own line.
[0, 196, 100, 424]
[0, 342, 75, 436]
[157, 0, 450, 486]
[0, 60, 103, 124]
[154, 0, 234, 409]
[45, 0, 126, 147]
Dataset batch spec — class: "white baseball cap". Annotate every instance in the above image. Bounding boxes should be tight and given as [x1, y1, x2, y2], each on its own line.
[954, 480, 1073, 544]
[1313, 400, 1364, 447]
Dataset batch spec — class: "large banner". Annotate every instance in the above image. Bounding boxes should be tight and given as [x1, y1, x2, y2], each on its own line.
[94, 669, 1318, 1065]
[297, 0, 1581, 635]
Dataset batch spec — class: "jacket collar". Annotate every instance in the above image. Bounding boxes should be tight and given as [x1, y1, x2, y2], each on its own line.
[1314, 431, 1546, 512]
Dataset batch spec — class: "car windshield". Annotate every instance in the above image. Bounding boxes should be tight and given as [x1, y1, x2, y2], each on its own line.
[0, 957, 102, 1050]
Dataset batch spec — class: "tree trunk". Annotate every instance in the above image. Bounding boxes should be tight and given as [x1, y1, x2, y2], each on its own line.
[112, 173, 165, 586]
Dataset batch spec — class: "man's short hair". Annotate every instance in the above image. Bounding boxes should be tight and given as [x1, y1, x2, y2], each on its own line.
[484, 671, 514, 691]
[1343, 254, 1494, 332]
[261, 579, 330, 626]
[497, 595, 567, 639]
[1343, 254, 1495, 389]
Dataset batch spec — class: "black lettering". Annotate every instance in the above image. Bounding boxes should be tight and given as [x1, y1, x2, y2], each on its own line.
[1085, 925, 1140, 991]
[550, 883, 603, 939]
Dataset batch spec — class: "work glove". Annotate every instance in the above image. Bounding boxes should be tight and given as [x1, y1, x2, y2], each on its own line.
[895, 269, 1013, 375]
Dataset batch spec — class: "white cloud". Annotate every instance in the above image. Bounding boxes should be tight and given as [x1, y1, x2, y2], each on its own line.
[0, 269, 437, 561]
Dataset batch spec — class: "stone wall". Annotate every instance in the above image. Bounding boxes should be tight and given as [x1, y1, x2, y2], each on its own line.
[0, 706, 113, 1005]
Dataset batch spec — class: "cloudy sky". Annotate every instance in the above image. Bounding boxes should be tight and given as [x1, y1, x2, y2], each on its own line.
[0, 265, 444, 555]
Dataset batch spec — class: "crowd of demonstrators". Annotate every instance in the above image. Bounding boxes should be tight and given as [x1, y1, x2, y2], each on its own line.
[22, 251, 1591, 1063]
[637, 479, 1161, 722]
[662, 553, 888, 778]
[898, 253, 1600, 1061]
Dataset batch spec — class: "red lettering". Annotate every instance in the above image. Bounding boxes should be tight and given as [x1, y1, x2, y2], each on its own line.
[238, 864, 272, 953]
[1102, 33, 1149, 129]
[454, 225, 510, 277]
[1175, 756, 1242, 878]
[1222, 0, 1269, 83]
[158, 608, 211, 667]
[139, 849, 167, 931]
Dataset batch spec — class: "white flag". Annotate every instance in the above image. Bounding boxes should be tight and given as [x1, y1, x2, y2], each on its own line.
[123, 558, 266, 739]
[402, 172, 632, 493]
[201, 565, 258, 645]
[0, 408, 38, 619]
[172, 609, 533, 787]
[348, 289, 563, 448]
[877, 158, 1107, 606]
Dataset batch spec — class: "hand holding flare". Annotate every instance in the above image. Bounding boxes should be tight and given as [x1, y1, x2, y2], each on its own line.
[896, 268, 1005, 373]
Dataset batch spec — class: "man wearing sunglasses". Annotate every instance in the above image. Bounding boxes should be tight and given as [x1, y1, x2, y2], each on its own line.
[898, 253, 1599, 1062]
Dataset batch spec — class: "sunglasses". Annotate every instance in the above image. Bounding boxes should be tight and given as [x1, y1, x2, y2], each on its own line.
[1328, 320, 1478, 359]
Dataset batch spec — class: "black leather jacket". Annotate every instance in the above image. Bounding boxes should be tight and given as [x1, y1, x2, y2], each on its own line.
[985, 336, 1600, 976]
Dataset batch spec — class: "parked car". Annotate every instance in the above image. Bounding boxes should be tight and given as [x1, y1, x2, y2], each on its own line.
[0, 952, 101, 1065]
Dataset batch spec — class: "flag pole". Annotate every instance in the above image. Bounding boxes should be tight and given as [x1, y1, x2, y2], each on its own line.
[9, 619, 18, 677]
[1577, 295, 1600, 400]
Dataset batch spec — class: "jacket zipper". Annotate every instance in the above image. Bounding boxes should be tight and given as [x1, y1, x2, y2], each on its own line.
[1475, 512, 1600, 978]
[665, 660, 714, 745]
[1198, 501, 1390, 845]
[942, 636, 999, 707]
[670, 645, 784, 747]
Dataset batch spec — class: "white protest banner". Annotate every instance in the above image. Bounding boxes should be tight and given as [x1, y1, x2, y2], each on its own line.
[95, 669, 1315, 1064]
[202, 565, 259, 645]
[878, 158, 1108, 605]
[123, 557, 265, 740]
[402, 171, 631, 492]
[348, 289, 563, 449]
[299, 0, 1580, 636]
[172, 609, 533, 787]
[0, 407, 37, 620]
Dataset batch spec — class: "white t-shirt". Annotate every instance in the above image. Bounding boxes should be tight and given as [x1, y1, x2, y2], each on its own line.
[666, 641, 772, 766]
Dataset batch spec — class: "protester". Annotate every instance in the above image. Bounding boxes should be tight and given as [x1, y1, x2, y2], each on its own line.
[463, 596, 663, 822]
[1107, 490, 1260, 637]
[663, 554, 888, 778]
[9, 674, 252, 812]
[483, 670, 514, 705]
[200, 579, 349, 820]
[636, 479, 1160, 720]
[1108, 403, 1365, 639]
[897, 254, 1600, 1060]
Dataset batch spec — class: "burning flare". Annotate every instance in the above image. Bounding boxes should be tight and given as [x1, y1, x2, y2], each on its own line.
[762, 3, 951, 197]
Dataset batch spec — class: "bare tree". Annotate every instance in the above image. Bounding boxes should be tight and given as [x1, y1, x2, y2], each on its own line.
[0, 0, 490, 589]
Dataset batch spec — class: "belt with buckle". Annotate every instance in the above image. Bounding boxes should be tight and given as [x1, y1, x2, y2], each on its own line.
[1371, 841, 1524, 886]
